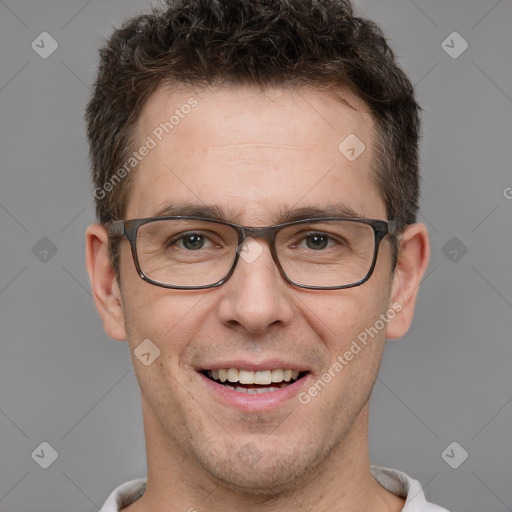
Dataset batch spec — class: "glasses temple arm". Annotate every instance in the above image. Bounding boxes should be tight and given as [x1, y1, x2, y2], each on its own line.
[107, 221, 125, 237]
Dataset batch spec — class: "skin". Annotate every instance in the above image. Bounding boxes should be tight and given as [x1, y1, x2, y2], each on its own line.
[86, 85, 430, 512]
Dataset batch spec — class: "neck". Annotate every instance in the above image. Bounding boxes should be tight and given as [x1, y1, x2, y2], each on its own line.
[123, 401, 404, 512]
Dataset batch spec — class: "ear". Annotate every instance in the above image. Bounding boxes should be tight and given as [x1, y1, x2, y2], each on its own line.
[85, 223, 127, 341]
[386, 223, 430, 340]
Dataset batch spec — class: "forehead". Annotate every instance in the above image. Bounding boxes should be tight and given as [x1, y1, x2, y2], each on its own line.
[127, 85, 385, 223]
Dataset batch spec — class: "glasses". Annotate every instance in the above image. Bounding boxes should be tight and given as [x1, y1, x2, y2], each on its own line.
[107, 216, 398, 290]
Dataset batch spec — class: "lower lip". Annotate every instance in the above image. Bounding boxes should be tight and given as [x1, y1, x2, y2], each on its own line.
[198, 372, 311, 412]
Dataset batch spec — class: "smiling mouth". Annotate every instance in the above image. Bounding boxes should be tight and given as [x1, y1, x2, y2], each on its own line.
[202, 368, 308, 394]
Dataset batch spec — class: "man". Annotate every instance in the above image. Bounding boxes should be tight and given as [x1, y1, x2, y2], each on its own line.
[85, 0, 446, 510]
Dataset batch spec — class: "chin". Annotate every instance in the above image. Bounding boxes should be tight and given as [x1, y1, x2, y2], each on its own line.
[213, 465, 305, 497]
[194, 440, 322, 497]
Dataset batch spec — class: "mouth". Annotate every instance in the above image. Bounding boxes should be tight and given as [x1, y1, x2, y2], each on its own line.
[201, 368, 309, 394]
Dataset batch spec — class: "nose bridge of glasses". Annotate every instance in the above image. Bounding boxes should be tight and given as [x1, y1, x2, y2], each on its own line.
[240, 225, 277, 245]
[235, 225, 282, 270]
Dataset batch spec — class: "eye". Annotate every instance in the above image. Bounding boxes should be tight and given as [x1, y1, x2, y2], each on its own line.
[296, 231, 343, 251]
[282, 225, 352, 255]
[170, 232, 215, 251]
[305, 233, 330, 250]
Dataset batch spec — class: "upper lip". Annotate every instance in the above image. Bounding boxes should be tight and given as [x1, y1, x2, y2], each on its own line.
[198, 360, 310, 372]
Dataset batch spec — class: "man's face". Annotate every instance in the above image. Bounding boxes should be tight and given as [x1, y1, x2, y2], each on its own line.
[119, 86, 395, 491]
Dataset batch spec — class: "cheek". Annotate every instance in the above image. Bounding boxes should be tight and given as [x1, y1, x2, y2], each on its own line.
[122, 288, 207, 350]
[296, 286, 391, 404]
[118, 248, 205, 342]
[297, 288, 387, 349]
[119, 286, 206, 410]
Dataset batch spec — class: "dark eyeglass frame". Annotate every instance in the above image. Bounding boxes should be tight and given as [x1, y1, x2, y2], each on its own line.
[107, 216, 398, 291]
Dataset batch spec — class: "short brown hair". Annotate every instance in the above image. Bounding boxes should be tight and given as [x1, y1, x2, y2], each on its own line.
[85, 0, 421, 274]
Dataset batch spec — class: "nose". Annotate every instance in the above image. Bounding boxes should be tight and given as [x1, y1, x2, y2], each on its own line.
[216, 237, 294, 335]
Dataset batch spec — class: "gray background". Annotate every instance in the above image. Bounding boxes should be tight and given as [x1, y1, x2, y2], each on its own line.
[0, 0, 511, 510]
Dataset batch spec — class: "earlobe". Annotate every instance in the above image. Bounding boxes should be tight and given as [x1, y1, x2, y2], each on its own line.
[85, 223, 127, 341]
[386, 223, 430, 340]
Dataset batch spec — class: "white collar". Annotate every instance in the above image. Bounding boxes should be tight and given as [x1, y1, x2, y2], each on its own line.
[100, 465, 450, 511]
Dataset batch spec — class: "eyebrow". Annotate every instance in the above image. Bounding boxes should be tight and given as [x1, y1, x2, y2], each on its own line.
[153, 202, 243, 221]
[151, 201, 364, 225]
[278, 205, 363, 223]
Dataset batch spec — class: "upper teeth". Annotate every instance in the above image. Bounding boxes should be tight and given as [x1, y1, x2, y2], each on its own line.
[207, 368, 300, 385]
